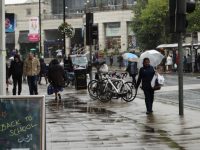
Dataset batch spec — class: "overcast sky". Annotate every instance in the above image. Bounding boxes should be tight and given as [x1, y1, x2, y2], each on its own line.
[5, 0, 27, 4]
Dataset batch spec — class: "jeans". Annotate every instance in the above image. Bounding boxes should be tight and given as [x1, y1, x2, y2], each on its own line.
[27, 75, 38, 95]
[12, 76, 22, 95]
[143, 88, 154, 112]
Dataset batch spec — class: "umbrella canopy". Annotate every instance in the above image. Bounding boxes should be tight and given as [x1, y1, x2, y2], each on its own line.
[9, 56, 14, 60]
[56, 49, 62, 53]
[138, 50, 164, 68]
[123, 53, 138, 60]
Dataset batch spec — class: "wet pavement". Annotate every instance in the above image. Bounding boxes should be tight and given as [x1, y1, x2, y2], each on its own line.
[6, 80, 200, 150]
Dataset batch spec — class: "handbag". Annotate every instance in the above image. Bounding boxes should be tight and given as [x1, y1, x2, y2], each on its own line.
[47, 84, 54, 95]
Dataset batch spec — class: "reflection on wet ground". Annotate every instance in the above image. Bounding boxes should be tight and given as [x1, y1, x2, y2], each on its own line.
[46, 94, 187, 150]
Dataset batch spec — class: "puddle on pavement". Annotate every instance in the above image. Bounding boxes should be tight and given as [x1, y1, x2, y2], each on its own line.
[47, 96, 115, 115]
[47, 95, 186, 149]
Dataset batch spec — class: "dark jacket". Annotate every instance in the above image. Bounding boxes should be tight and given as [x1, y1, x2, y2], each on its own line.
[39, 59, 47, 75]
[136, 65, 155, 90]
[9, 60, 23, 79]
[126, 62, 137, 76]
[48, 59, 65, 87]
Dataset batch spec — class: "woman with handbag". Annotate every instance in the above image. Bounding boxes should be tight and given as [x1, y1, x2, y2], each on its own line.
[48, 59, 65, 102]
[136, 58, 155, 115]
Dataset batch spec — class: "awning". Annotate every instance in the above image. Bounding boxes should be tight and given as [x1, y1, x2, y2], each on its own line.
[6, 32, 15, 44]
[18, 31, 36, 43]
[156, 43, 200, 49]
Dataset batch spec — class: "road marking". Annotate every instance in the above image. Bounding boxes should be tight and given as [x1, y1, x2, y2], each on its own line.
[160, 84, 200, 92]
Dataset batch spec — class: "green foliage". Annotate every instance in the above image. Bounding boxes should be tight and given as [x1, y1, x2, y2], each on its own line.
[132, 0, 169, 50]
[187, 3, 200, 32]
[58, 22, 74, 38]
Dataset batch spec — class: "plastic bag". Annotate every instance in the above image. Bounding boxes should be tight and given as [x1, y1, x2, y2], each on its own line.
[99, 64, 109, 73]
[151, 73, 164, 90]
[157, 73, 165, 85]
[47, 84, 54, 95]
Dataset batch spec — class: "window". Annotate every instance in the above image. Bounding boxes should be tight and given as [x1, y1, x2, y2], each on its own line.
[26, 8, 31, 16]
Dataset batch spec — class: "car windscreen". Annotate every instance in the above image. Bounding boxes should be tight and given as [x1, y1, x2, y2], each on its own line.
[72, 56, 88, 65]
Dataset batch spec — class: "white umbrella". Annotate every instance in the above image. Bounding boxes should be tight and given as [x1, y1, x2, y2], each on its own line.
[9, 56, 14, 60]
[56, 49, 62, 53]
[138, 50, 164, 68]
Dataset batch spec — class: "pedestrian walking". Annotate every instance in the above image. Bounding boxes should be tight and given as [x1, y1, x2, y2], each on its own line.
[118, 55, 123, 69]
[23, 52, 40, 95]
[136, 58, 155, 114]
[9, 54, 23, 95]
[165, 55, 173, 72]
[186, 54, 192, 72]
[48, 59, 65, 102]
[6, 63, 11, 91]
[126, 61, 138, 85]
[109, 55, 113, 67]
[183, 55, 187, 72]
[197, 53, 200, 72]
[38, 58, 48, 85]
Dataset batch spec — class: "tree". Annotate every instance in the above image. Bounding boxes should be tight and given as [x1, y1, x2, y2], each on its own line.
[132, 0, 169, 50]
[187, 3, 200, 32]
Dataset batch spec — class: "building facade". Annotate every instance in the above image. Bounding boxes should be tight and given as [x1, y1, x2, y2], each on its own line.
[5, 0, 136, 58]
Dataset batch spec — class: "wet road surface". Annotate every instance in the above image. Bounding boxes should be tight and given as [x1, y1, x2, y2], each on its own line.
[45, 91, 200, 150]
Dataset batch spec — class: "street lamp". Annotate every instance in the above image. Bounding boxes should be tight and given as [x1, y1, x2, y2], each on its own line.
[39, 0, 42, 55]
[63, 0, 66, 55]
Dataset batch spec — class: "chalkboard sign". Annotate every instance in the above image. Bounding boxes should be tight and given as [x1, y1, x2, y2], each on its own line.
[0, 96, 45, 150]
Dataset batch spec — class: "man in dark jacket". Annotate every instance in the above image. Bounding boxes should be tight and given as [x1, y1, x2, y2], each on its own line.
[9, 54, 23, 95]
[38, 58, 48, 84]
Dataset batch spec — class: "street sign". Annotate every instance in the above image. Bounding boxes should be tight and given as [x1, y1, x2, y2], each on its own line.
[0, 96, 45, 150]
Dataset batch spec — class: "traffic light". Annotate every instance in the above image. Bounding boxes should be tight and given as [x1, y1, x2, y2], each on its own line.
[176, 0, 186, 33]
[86, 12, 93, 45]
[169, 0, 196, 33]
[169, 0, 176, 33]
[186, 0, 196, 13]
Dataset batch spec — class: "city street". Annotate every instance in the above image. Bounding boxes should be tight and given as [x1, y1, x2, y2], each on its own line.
[6, 73, 200, 150]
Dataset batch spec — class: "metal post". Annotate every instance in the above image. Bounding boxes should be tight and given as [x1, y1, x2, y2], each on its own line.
[191, 32, 194, 72]
[178, 32, 184, 115]
[0, 0, 6, 95]
[39, 0, 42, 55]
[63, 0, 66, 55]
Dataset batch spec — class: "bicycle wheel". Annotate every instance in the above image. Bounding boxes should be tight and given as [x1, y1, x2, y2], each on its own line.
[121, 81, 137, 102]
[88, 80, 98, 100]
[96, 80, 112, 102]
[110, 80, 123, 99]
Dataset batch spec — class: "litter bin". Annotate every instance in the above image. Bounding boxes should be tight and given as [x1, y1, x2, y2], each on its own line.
[74, 68, 87, 90]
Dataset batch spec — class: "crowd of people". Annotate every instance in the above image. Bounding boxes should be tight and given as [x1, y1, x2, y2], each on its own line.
[6, 52, 68, 102]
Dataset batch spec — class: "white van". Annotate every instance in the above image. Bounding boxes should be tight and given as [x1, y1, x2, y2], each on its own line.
[70, 54, 88, 69]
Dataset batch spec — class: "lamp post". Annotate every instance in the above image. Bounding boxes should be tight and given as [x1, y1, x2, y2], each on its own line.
[0, 0, 6, 95]
[63, 0, 66, 55]
[39, 0, 42, 55]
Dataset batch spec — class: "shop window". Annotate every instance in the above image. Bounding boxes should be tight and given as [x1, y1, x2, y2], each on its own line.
[26, 8, 31, 16]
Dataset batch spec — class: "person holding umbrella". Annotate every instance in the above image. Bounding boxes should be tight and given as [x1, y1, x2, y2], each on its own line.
[136, 58, 155, 115]
[126, 53, 138, 85]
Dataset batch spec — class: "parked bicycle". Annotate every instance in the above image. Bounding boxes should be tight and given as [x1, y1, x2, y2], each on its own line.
[88, 72, 137, 102]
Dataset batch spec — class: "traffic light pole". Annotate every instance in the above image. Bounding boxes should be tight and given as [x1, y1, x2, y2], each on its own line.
[178, 33, 184, 115]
